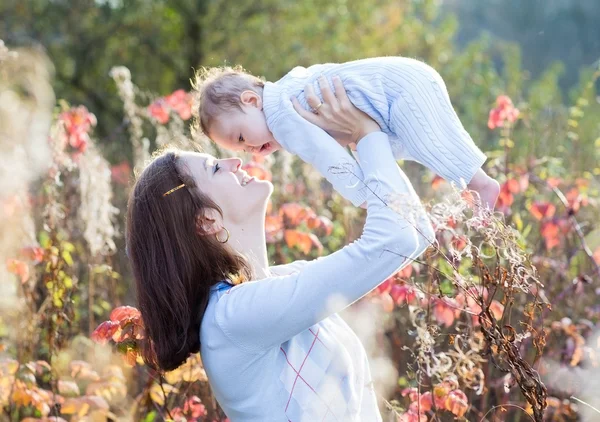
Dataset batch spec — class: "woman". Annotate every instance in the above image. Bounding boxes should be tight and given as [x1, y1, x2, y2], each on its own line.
[127, 79, 434, 421]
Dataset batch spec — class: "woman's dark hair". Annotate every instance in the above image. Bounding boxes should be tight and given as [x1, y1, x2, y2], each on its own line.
[126, 147, 253, 371]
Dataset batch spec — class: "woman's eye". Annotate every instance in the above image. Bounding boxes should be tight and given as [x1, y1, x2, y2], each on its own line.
[238, 134, 244, 143]
[213, 163, 220, 174]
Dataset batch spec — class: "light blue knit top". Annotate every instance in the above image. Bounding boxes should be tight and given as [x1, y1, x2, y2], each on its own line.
[199, 103, 434, 421]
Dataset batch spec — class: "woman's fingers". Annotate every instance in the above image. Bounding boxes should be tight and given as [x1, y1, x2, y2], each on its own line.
[303, 83, 323, 112]
[318, 75, 336, 105]
[332, 76, 351, 108]
[291, 97, 319, 125]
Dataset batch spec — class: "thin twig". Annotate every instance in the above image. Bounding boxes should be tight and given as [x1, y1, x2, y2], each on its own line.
[479, 403, 536, 422]
[570, 395, 600, 414]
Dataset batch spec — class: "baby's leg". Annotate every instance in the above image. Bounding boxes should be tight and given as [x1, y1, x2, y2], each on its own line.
[388, 62, 498, 210]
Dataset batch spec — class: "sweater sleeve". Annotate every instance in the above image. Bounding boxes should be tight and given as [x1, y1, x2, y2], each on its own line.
[214, 109, 435, 354]
[263, 83, 368, 207]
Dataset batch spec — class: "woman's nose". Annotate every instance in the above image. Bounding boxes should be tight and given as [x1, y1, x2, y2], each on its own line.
[227, 158, 242, 172]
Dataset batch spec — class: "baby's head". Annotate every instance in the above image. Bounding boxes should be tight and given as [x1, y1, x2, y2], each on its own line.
[192, 66, 280, 156]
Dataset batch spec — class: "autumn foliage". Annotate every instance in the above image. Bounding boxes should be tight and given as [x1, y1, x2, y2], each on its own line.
[2, 35, 600, 422]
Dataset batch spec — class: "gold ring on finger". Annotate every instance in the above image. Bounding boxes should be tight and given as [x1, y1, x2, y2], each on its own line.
[313, 102, 324, 113]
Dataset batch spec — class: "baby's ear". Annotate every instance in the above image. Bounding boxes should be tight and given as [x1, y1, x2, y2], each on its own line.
[240, 90, 261, 108]
[195, 208, 223, 235]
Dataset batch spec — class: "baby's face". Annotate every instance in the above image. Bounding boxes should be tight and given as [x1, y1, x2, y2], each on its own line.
[209, 106, 281, 157]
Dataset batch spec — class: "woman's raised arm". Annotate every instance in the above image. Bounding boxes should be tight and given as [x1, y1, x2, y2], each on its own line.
[213, 81, 435, 354]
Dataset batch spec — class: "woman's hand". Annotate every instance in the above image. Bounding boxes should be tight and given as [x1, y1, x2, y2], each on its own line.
[291, 76, 380, 148]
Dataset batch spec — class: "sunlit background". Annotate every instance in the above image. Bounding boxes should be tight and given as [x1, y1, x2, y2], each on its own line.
[1, 0, 599, 421]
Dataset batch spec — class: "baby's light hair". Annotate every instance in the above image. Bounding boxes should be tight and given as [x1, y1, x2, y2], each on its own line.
[191, 65, 265, 137]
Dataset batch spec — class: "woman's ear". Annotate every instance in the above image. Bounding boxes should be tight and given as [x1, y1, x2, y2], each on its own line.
[240, 90, 261, 108]
[195, 208, 223, 236]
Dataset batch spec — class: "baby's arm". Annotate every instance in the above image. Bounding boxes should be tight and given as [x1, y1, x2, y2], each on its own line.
[265, 80, 368, 208]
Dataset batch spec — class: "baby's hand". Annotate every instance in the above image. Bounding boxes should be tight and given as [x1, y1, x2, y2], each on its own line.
[291, 76, 379, 148]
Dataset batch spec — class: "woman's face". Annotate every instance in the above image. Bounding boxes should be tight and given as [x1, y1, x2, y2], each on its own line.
[179, 152, 273, 224]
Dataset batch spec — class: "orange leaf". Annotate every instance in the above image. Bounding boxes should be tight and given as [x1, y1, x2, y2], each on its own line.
[505, 178, 520, 194]
[6, 259, 29, 283]
[284, 230, 322, 255]
[575, 178, 589, 189]
[546, 177, 562, 188]
[279, 203, 315, 227]
[489, 300, 505, 320]
[594, 247, 600, 265]
[496, 182, 514, 212]
[431, 175, 445, 190]
[445, 389, 469, 417]
[529, 201, 556, 221]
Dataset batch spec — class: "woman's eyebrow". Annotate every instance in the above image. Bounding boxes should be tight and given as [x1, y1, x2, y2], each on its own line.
[203, 158, 215, 175]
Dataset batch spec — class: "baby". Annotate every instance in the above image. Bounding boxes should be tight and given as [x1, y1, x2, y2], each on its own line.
[192, 57, 500, 210]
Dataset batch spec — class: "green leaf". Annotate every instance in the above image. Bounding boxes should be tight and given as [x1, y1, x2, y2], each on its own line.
[143, 411, 157, 422]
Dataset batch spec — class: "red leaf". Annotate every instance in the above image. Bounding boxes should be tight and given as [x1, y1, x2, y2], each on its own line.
[566, 188, 587, 214]
[488, 95, 519, 130]
[433, 298, 459, 327]
[111, 161, 131, 186]
[19, 246, 44, 263]
[376, 277, 394, 294]
[419, 392, 433, 412]
[397, 264, 413, 280]
[184, 396, 207, 418]
[541, 221, 560, 250]
[401, 388, 419, 401]
[451, 235, 468, 252]
[109, 306, 141, 322]
[390, 284, 417, 305]
[148, 100, 170, 124]
[165, 90, 193, 120]
[265, 215, 283, 243]
[91, 320, 119, 344]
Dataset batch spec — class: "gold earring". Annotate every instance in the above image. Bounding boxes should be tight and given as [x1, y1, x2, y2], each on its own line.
[216, 227, 230, 243]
